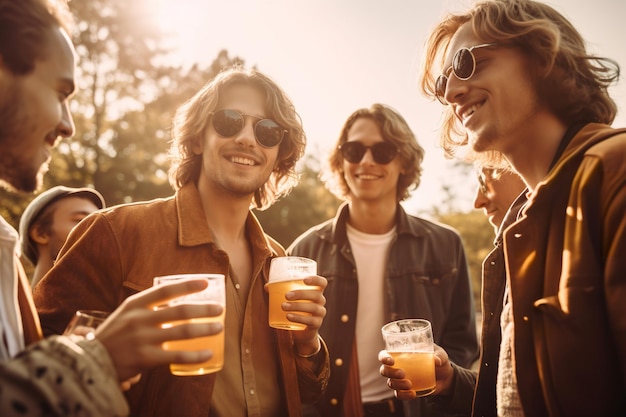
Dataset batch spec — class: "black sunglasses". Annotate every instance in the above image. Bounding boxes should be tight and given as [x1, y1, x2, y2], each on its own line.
[435, 43, 497, 105]
[209, 109, 287, 148]
[339, 141, 398, 165]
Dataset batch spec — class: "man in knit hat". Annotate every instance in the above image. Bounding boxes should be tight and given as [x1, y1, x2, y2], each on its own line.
[19, 186, 105, 287]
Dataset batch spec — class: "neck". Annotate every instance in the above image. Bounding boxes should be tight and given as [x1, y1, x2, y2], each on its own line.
[347, 199, 397, 234]
[196, 177, 251, 246]
[502, 113, 568, 190]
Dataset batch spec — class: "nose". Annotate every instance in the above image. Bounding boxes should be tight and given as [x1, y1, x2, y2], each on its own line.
[444, 73, 469, 105]
[473, 185, 489, 210]
[234, 120, 257, 147]
[58, 101, 75, 138]
[359, 148, 376, 165]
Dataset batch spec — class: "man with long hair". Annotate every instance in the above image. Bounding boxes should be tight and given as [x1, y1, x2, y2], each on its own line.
[34, 67, 330, 416]
[290, 103, 478, 417]
[381, 0, 626, 416]
[0, 1, 223, 415]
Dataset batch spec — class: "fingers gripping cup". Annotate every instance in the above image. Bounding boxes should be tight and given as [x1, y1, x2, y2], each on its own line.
[153, 274, 226, 376]
[63, 310, 109, 339]
[382, 319, 436, 397]
[267, 256, 317, 330]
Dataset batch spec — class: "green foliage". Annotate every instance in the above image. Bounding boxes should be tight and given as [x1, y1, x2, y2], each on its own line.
[434, 210, 494, 310]
[255, 155, 342, 247]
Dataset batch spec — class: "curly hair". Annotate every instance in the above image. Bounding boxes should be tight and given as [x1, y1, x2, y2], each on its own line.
[323, 103, 424, 202]
[0, 0, 73, 76]
[420, 0, 619, 166]
[168, 67, 306, 210]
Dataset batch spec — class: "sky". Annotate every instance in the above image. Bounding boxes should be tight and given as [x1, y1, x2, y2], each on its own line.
[153, 0, 626, 215]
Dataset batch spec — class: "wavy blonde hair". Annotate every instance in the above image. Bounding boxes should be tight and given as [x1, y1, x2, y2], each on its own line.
[168, 67, 306, 210]
[420, 0, 619, 166]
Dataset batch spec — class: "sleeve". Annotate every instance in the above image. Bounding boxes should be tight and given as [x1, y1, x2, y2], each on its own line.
[0, 335, 128, 417]
[294, 336, 330, 404]
[425, 363, 477, 416]
[439, 234, 480, 368]
[33, 213, 124, 336]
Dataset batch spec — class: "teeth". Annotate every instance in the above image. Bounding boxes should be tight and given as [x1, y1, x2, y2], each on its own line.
[463, 104, 480, 119]
[232, 156, 255, 166]
[358, 174, 378, 180]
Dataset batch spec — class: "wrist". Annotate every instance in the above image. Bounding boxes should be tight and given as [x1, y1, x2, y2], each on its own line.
[295, 335, 322, 358]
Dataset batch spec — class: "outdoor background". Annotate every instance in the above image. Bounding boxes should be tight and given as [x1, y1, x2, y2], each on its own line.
[2, 0, 625, 308]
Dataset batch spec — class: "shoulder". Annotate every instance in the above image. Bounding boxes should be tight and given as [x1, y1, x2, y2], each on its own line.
[287, 219, 334, 254]
[403, 212, 463, 241]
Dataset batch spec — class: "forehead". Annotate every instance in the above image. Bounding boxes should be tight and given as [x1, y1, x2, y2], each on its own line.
[346, 117, 383, 142]
[444, 23, 481, 65]
[219, 84, 266, 114]
[34, 28, 76, 95]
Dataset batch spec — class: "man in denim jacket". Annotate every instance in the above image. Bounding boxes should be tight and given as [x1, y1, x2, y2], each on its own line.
[290, 104, 478, 417]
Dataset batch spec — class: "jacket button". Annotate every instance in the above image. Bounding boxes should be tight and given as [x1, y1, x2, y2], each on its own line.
[432, 278, 440, 285]
[331, 398, 338, 406]
[335, 358, 343, 366]
[341, 314, 349, 323]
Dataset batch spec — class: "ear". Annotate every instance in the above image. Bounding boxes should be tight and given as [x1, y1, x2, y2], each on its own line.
[29, 225, 50, 246]
[191, 134, 204, 155]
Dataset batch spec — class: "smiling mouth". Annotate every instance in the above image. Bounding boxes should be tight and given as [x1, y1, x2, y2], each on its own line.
[356, 174, 380, 180]
[461, 102, 484, 122]
[231, 156, 256, 166]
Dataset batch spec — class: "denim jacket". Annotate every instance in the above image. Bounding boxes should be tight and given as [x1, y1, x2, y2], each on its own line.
[289, 203, 479, 417]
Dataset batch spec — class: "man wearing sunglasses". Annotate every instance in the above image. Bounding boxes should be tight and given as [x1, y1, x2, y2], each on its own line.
[474, 168, 526, 235]
[34, 67, 330, 416]
[382, 0, 626, 416]
[289, 103, 478, 417]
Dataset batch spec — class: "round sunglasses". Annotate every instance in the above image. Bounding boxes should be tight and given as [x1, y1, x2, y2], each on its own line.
[435, 43, 497, 105]
[339, 141, 399, 165]
[209, 109, 287, 148]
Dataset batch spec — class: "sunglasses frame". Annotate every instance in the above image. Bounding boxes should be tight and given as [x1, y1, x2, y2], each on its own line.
[209, 109, 287, 148]
[339, 141, 399, 165]
[435, 43, 497, 105]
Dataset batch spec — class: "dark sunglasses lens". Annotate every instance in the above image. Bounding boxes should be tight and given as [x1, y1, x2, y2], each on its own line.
[453, 48, 475, 80]
[371, 142, 398, 164]
[255, 119, 284, 147]
[435, 74, 448, 104]
[213, 109, 243, 137]
[340, 142, 366, 163]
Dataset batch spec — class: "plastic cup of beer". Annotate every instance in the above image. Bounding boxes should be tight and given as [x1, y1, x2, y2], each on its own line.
[153, 273, 225, 376]
[381, 318, 436, 397]
[63, 309, 109, 339]
[267, 256, 318, 330]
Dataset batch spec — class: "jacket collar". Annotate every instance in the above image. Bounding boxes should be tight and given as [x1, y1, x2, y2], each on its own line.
[174, 183, 278, 259]
[528, 123, 626, 206]
[326, 201, 430, 245]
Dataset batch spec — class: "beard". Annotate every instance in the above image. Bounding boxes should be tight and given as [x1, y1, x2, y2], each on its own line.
[0, 82, 47, 193]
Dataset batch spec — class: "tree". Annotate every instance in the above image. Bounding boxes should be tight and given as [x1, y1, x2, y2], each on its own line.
[255, 155, 342, 247]
[1, 1, 243, 228]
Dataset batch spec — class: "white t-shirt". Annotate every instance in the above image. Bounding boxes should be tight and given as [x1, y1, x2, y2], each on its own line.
[0, 215, 25, 359]
[346, 223, 396, 402]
